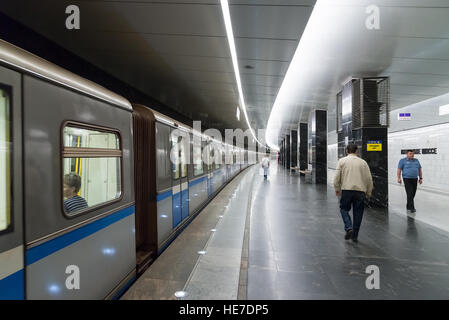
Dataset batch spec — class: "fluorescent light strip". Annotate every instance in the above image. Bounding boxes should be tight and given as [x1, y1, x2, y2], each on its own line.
[439, 104, 449, 116]
[265, 1, 325, 151]
[220, 0, 266, 148]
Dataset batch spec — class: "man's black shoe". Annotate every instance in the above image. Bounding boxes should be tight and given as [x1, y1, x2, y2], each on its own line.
[344, 229, 353, 240]
[352, 238, 358, 243]
[411, 208, 416, 213]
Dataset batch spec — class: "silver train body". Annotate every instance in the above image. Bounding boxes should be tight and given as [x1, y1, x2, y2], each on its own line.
[0, 39, 261, 299]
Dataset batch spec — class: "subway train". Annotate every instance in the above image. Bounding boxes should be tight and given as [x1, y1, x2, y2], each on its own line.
[0, 39, 262, 299]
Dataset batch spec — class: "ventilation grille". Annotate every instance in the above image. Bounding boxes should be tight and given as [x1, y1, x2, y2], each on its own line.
[361, 77, 390, 127]
[352, 79, 362, 129]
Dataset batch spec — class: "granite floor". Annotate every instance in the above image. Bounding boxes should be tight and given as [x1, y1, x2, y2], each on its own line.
[121, 167, 255, 300]
[249, 161, 449, 299]
[329, 168, 449, 234]
[123, 160, 449, 300]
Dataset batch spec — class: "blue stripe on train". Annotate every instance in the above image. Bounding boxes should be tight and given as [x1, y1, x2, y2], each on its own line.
[208, 177, 213, 196]
[188, 176, 207, 187]
[26, 205, 135, 266]
[0, 269, 24, 300]
[181, 188, 189, 221]
[172, 192, 182, 228]
[156, 190, 172, 202]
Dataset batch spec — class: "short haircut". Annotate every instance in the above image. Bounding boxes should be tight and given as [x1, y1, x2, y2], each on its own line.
[346, 143, 358, 154]
[64, 173, 82, 193]
[407, 149, 414, 153]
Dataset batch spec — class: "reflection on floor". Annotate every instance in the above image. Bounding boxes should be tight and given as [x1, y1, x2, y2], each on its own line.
[389, 183, 449, 234]
[249, 163, 449, 299]
[121, 168, 255, 300]
[329, 168, 449, 234]
[123, 161, 449, 300]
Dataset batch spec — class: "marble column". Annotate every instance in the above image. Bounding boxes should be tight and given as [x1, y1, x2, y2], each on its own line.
[285, 135, 291, 169]
[280, 139, 284, 167]
[309, 110, 327, 184]
[356, 127, 388, 208]
[291, 130, 298, 168]
[299, 123, 308, 172]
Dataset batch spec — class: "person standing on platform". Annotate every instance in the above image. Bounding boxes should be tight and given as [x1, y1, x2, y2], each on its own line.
[397, 150, 423, 214]
[333, 144, 373, 242]
[262, 155, 270, 180]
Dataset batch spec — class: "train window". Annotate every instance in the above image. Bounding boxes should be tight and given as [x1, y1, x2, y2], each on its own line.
[193, 142, 203, 176]
[0, 86, 11, 232]
[171, 134, 180, 180]
[222, 148, 225, 165]
[180, 136, 188, 178]
[207, 145, 213, 172]
[64, 126, 119, 149]
[62, 124, 122, 216]
[155, 123, 171, 190]
[215, 148, 221, 169]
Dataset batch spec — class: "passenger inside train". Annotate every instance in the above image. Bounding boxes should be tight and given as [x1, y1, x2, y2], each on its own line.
[63, 173, 88, 214]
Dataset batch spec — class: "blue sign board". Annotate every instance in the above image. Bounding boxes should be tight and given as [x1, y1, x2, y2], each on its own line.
[398, 113, 411, 120]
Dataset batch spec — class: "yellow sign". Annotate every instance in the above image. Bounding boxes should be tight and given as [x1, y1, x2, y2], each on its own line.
[367, 140, 382, 151]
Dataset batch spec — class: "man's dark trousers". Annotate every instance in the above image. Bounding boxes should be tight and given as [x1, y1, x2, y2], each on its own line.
[340, 190, 365, 239]
[403, 178, 418, 210]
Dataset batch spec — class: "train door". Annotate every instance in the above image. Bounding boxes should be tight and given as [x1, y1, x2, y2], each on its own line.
[155, 122, 173, 249]
[206, 143, 213, 197]
[179, 130, 189, 222]
[0, 66, 24, 299]
[225, 144, 231, 181]
[170, 129, 182, 229]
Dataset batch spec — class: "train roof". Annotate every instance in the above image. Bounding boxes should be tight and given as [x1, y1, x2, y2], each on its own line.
[0, 39, 132, 111]
[139, 105, 259, 152]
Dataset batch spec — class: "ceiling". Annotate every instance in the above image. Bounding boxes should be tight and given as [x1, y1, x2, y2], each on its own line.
[265, 0, 449, 147]
[0, 0, 315, 135]
[5, 0, 447, 148]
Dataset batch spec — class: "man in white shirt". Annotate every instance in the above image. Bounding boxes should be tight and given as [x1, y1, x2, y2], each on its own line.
[261, 156, 270, 180]
[333, 144, 373, 242]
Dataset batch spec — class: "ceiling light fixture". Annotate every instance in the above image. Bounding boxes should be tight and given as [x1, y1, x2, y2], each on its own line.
[439, 104, 449, 116]
[265, 1, 324, 151]
[220, 0, 265, 148]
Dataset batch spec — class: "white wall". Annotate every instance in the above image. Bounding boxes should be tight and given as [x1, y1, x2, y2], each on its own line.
[327, 130, 338, 170]
[327, 90, 449, 194]
[387, 91, 449, 193]
[388, 122, 449, 193]
[389, 92, 449, 133]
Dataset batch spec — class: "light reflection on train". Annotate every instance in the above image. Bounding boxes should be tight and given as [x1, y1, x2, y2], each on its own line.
[0, 39, 264, 300]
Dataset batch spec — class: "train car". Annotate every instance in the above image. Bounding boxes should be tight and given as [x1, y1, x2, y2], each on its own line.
[0, 38, 261, 299]
[0, 39, 136, 299]
[132, 105, 255, 273]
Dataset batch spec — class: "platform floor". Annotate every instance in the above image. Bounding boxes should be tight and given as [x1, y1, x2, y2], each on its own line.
[121, 168, 254, 300]
[123, 161, 449, 300]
